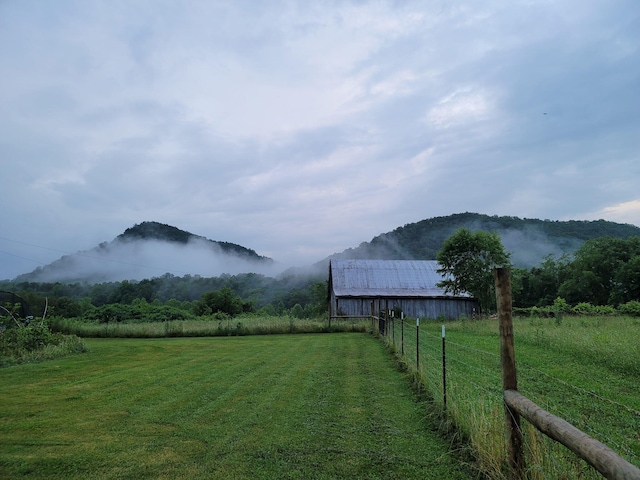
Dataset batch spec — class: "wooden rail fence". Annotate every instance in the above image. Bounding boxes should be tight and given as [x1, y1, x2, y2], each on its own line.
[495, 267, 640, 480]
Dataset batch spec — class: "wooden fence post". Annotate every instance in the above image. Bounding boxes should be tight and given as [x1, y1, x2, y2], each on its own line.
[495, 267, 525, 478]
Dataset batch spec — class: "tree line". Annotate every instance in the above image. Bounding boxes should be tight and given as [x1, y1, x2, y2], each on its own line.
[0, 272, 328, 321]
[437, 228, 640, 316]
[4, 230, 640, 323]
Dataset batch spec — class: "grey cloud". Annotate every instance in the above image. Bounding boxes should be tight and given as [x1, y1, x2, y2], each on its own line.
[1, 0, 639, 279]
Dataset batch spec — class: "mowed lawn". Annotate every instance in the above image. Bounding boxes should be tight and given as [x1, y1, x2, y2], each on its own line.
[0, 334, 473, 479]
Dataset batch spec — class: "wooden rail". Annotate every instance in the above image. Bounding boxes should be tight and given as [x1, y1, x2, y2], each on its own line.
[504, 390, 640, 480]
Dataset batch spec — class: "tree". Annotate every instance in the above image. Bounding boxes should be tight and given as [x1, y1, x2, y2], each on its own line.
[195, 287, 244, 317]
[513, 254, 570, 307]
[559, 236, 640, 306]
[436, 228, 511, 314]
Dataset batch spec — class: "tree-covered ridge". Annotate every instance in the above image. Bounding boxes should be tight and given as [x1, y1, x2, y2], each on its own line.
[331, 213, 640, 267]
[119, 221, 194, 243]
[5, 226, 640, 321]
[1, 271, 327, 319]
[118, 221, 271, 261]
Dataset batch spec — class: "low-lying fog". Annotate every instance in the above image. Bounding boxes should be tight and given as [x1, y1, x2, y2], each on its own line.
[23, 238, 286, 283]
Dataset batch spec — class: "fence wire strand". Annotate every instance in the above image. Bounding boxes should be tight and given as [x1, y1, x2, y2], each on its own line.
[378, 316, 640, 478]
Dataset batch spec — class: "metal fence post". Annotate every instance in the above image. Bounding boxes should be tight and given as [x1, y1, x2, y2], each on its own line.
[416, 318, 420, 370]
[392, 310, 395, 343]
[442, 324, 447, 413]
[401, 313, 404, 356]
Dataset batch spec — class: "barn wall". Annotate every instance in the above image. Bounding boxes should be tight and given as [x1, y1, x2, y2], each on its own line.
[391, 297, 479, 319]
[332, 297, 375, 317]
[331, 295, 479, 320]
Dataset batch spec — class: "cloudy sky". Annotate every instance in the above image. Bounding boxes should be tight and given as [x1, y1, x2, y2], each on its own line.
[1, 0, 639, 280]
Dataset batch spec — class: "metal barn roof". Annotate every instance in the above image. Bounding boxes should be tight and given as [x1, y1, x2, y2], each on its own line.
[330, 259, 471, 298]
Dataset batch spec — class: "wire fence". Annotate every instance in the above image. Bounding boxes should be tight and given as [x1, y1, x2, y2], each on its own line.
[376, 314, 640, 480]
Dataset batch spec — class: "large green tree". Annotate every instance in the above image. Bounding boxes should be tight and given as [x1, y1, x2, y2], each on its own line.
[512, 254, 570, 307]
[195, 287, 247, 316]
[558, 236, 640, 306]
[436, 228, 511, 313]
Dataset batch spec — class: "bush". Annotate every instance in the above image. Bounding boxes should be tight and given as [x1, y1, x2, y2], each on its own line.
[552, 297, 571, 313]
[573, 302, 596, 315]
[595, 305, 616, 315]
[83, 303, 195, 323]
[618, 301, 640, 317]
[0, 323, 87, 366]
[0, 323, 53, 354]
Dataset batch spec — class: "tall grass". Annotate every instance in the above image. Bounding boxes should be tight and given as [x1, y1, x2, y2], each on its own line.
[49, 315, 369, 338]
[384, 315, 640, 479]
[0, 323, 88, 367]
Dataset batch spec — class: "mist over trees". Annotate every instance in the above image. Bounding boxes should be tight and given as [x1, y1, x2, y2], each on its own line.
[14, 221, 280, 284]
[0, 272, 328, 320]
[333, 213, 640, 268]
[5, 235, 640, 322]
[4, 215, 640, 322]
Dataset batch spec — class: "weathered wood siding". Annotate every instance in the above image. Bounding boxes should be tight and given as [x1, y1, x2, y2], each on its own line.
[332, 296, 479, 320]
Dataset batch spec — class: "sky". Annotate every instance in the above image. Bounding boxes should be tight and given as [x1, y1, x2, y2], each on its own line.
[1, 0, 639, 280]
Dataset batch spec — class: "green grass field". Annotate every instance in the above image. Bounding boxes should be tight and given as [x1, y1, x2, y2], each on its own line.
[0, 333, 474, 479]
[387, 315, 640, 479]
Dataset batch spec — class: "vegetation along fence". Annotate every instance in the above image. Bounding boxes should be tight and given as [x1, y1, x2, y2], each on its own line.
[373, 268, 640, 479]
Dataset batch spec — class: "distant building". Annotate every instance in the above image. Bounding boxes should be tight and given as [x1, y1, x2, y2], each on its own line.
[328, 259, 479, 320]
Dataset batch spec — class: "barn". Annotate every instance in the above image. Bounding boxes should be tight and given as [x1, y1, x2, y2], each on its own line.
[328, 259, 480, 320]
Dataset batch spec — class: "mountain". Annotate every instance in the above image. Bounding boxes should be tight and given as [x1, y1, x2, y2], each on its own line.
[323, 212, 640, 269]
[13, 214, 640, 284]
[15, 221, 277, 283]
[117, 222, 269, 260]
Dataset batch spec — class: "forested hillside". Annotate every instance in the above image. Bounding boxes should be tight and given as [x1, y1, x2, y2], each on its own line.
[4, 213, 640, 321]
[328, 213, 640, 268]
[118, 222, 270, 260]
[14, 221, 276, 284]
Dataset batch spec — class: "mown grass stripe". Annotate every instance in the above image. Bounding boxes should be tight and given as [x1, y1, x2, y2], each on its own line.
[0, 334, 473, 479]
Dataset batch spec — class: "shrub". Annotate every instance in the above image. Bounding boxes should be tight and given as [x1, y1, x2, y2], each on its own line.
[573, 302, 596, 315]
[0, 322, 87, 366]
[83, 303, 195, 323]
[618, 300, 640, 317]
[552, 297, 571, 313]
[595, 305, 616, 315]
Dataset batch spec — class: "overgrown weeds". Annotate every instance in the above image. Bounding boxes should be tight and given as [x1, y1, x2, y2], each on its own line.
[49, 315, 369, 338]
[0, 323, 87, 367]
